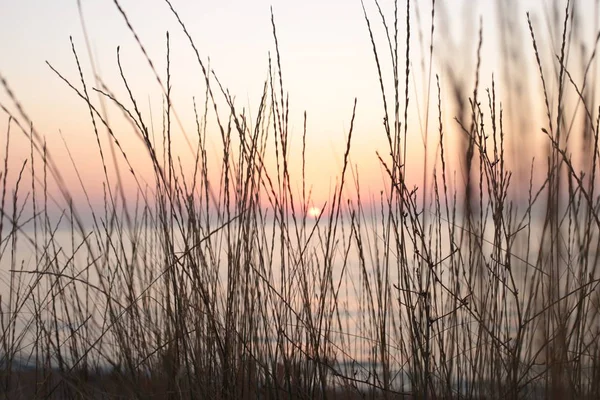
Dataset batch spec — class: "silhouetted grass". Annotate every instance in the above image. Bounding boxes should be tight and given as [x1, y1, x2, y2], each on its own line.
[2, 0, 600, 399]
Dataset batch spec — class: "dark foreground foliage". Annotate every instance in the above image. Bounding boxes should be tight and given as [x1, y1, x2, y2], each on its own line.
[2, 0, 600, 399]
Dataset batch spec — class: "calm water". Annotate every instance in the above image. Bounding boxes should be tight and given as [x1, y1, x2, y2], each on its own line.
[1, 211, 598, 387]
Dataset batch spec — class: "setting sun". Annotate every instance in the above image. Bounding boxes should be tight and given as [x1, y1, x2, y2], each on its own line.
[308, 206, 321, 219]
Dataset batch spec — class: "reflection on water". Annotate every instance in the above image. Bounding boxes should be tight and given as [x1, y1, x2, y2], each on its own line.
[2, 208, 599, 396]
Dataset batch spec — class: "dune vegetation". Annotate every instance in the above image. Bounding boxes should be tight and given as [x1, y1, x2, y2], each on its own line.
[2, 0, 600, 398]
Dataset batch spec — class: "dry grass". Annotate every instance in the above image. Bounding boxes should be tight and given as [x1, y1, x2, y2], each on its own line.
[1, 0, 600, 399]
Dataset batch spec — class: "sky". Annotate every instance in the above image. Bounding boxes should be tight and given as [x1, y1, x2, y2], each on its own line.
[0, 0, 597, 217]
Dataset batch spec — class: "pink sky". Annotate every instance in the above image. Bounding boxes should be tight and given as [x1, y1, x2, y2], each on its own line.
[0, 0, 596, 217]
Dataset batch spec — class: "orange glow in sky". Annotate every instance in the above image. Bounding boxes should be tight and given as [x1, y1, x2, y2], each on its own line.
[0, 0, 595, 217]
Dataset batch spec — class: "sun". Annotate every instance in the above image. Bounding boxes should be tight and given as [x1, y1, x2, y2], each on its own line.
[307, 206, 321, 219]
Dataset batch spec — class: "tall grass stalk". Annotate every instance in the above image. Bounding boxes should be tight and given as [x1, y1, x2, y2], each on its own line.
[1, 1, 600, 399]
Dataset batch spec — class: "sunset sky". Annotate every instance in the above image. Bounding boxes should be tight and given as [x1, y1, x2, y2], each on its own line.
[0, 0, 594, 214]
